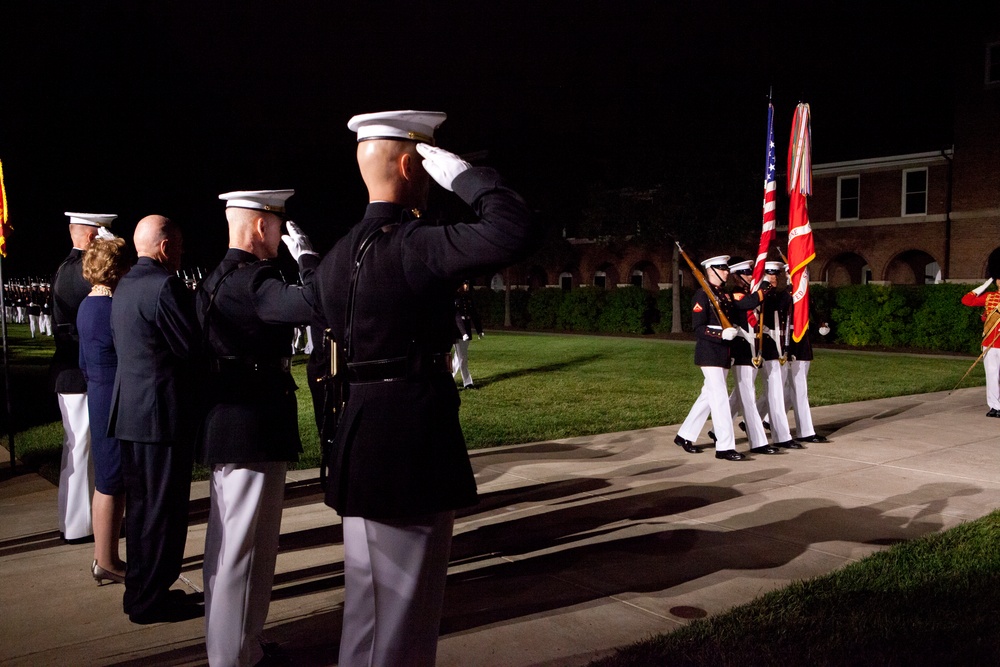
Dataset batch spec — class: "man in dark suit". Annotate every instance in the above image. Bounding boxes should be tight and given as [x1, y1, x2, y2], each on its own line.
[312, 110, 539, 667]
[52, 212, 116, 542]
[109, 214, 201, 624]
[196, 190, 318, 667]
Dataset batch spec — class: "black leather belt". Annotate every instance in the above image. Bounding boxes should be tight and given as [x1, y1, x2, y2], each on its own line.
[209, 356, 292, 373]
[347, 353, 450, 383]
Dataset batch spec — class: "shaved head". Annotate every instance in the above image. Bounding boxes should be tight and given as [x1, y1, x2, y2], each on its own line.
[356, 139, 429, 208]
[134, 215, 183, 271]
[226, 207, 283, 260]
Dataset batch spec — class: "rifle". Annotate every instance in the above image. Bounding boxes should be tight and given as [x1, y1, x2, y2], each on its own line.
[317, 328, 345, 490]
[752, 305, 764, 367]
[675, 242, 733, 329]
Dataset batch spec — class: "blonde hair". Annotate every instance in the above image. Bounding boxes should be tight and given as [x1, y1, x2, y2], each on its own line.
[83, 237, 130, 289]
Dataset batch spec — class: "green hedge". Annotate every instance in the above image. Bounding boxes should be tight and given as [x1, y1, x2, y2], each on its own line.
[469, 283, 985, 353]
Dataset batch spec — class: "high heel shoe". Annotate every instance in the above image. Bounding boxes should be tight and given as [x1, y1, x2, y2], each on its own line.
[92, 559, 125, 586]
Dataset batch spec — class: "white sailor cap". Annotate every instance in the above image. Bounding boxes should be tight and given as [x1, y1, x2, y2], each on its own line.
[700, 255, 730, 270]
[347, 110, 447, 144]
[764, 261, 784, 274]
[218, 190, 294, 217]
[64, 212, 116, 228]
[728, 260, 753, 273]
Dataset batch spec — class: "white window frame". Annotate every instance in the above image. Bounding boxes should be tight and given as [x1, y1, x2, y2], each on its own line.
[986, 41, 1000, 87]
[837, 175, 860, 220]
[902, 167, 928, 216]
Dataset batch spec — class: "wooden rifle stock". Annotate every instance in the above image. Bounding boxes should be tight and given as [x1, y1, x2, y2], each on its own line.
[675, 242, 733, 329]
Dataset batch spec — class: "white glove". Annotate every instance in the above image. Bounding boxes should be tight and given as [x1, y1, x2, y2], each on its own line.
[97, 226, 116, 240]
[721, 327, 738, 341]
[416, 143, 471, 192]
[973, 278, 994, 296]
[281, 220, 318, 260]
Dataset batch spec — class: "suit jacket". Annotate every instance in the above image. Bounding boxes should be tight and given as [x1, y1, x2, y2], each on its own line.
[109, 257, 200, 443]
[50, 249, 91, 393]
[195, 248, 318, 465]
[313, 166, 538, 519]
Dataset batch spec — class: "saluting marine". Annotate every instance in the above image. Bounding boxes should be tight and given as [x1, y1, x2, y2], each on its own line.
[961, 266, 1000, 417]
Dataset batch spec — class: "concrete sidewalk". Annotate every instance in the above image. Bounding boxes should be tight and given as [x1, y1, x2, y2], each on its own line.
[3, 387, 1000, 666]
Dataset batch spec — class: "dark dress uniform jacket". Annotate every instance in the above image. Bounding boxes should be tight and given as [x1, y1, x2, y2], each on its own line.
[51, 249, 91, 393]
[692, 286, 761, 368]
[786, 300, 814, 361]
[196, 248, 319, 466]
[759, 289, 792, 361]
[313, 167, 537, 520]
[109, 257, 200, 443]
[726, 288, 766, 367]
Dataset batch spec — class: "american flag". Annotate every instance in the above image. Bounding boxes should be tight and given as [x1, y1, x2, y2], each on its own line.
[747, 103, 777, 325]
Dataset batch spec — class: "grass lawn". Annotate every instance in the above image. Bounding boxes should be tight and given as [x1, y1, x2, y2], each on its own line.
[1, 326, 986, 481]
[589, 508, 1000, 666]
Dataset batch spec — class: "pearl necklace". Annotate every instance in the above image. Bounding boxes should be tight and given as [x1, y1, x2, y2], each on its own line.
[90, 285, 113, 298]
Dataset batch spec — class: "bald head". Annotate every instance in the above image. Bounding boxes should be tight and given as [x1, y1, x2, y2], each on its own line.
[134, 215, 183, 271]
[357, 139, 430, 209]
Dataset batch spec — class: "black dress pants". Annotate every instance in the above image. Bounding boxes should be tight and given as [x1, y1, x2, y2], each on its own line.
[120, 440, 193, 618]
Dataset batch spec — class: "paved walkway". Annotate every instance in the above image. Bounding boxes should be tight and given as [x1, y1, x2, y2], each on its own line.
[3, 387, 1000, 666]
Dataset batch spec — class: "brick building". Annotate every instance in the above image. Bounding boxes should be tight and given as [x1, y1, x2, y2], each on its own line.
[489, 26, 999, 293]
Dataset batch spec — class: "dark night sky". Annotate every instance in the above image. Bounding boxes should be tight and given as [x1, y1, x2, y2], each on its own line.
[0, 0, 981, 277]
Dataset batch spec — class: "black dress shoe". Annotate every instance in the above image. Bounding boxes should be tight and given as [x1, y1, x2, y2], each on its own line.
[988, 409, 1000, 417]
[750, 445, 781, 454]
[129, 601, 204, 625]
[738, 421, 747, 434]
[708, 430, 717, 442]
[774, 439, 805, 449]
[674, 435, 700, 454]
[762, 420, 771, 431]
[715, 450, 746, 461]
[797, 434, 829, 443]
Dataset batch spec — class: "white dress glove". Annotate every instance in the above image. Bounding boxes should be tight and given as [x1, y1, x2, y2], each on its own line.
[96, 226, 116, 241]
[722, 327, 738, 341]
[281, 220, 318, 261]
[973, 278, 994, 296]
[416, 143, 471, 192]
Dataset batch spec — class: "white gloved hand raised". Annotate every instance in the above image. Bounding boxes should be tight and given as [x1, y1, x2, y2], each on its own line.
[973, 277, 994, 296]
[722, 327, 738, 341]
[96, 226, 116, 241]
[281, 220, 318, 261]
[416, 143, 471, 192]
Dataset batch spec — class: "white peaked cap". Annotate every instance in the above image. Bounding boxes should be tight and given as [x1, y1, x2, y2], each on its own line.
[700, 255, 730, 269]
[65, 212, 116, 228]
[218, 190, 295, 216]
[728, 260, 753, 272]
[347, 110, 447, 144]
[764, 261, 784, 272]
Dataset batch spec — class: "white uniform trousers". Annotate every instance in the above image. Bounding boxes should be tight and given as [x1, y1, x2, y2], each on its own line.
[452, 338, 473, 387]
[753, 359, 793, 443]
[29, 314, 40, 337]
[727, 365, 768, 448]
[678, 367, 735, 451]
[56, 392, 93, 540]
[204, 461, 287, 667]
[984, 348, 1000, 411]
[783, 359, 817, 437]
[339, 511, 455, 667]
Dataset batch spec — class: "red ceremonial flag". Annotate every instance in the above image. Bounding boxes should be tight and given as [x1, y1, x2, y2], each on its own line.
[0, 159, 9, 258]
[748, 102, 777, 327]
[786, 103, 815, 342]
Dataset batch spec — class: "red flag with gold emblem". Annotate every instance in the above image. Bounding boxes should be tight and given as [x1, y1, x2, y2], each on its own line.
[786, 104, 815, 342]
[0, 159, 10, 258]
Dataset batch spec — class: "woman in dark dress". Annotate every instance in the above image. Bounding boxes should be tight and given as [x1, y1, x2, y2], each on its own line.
[77, 236, 130, 584]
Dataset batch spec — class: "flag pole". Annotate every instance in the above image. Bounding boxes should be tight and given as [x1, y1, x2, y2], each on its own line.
[0, 255, 14, 471]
